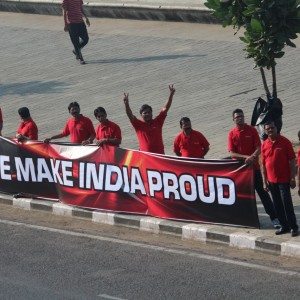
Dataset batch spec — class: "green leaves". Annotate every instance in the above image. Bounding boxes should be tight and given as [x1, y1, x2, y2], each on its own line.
[204, 0, 300, 68]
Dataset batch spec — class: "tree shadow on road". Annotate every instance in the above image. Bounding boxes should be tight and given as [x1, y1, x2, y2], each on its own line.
[88, 53, 207, 64]
[0, 81, 70, 97]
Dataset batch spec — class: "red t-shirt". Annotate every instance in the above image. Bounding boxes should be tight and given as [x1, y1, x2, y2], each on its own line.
[95, 120, 122, 146]
[62, 115, 95, 143]
[131, 110, 167, 154]
[173, 129, 209, 158]
[62, 0, 84, 24]
[228, 124, 261, 169]
[262, 135, 296, 183]
[17, 118, 38, 140]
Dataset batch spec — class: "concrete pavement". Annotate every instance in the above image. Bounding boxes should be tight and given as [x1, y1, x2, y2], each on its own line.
[0, 0, 213, 23]
[0, 12, 299, 258]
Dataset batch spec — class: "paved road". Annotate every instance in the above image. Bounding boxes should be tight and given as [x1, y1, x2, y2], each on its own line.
[0, 205, 299, 299]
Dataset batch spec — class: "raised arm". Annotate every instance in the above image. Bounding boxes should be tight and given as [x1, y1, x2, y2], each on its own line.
[123, 93, 135, 121]
[161, 84, 175, 113]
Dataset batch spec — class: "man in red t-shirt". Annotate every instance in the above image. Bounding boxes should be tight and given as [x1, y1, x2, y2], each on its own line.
[94, 107, 122, 147]
[44, 102, 95, 144]
[173, 117, 209, 158]
[123, 84, 175, 154]
[228, 109, 279, 228]
[16, 107, 38, 142]
[62, 0, 90, 65]
[0, 108, 3, 136]
[262, 122, 298, 237]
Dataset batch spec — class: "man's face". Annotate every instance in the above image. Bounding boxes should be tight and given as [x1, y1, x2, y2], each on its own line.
[264, 123, 277, 138]
[95, 112, 107, 123]
[233, 113, 245, 126]
[69, 106, 80, 118]
[141, 108, 153, 122]
[181, 120, 191, 130]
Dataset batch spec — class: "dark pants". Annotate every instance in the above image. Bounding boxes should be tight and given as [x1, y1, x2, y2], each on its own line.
[68, 22, 89, 58]
[254, 170, 277, 220]
[269, 182, 298, 230]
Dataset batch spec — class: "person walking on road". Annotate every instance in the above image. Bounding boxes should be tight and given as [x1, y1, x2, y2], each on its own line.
[262, 121, 298, 237]
[94, 107, 122, 147]
[173, 117, 209, 158]
[227, 109, 280, 229]
[123, 84, 175, 154]
[62, 0, 90, 65]
[44, 102, 95, 145]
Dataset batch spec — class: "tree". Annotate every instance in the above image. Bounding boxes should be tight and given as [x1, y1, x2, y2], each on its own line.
[204, 0, 300, 99]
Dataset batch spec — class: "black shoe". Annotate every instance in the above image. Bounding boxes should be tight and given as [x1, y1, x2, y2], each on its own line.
[291, 229, 299, 237]
[72, 50, 80, 60]
[275, 228, 289, 235]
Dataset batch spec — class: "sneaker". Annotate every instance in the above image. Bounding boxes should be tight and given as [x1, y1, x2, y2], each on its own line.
[72, 50, 80, 60]
[79, 59, 86, 65]
[272, 218, 281, 229]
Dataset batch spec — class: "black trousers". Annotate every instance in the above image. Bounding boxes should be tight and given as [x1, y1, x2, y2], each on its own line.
[68, 22, 89, 58]
[254, 170, 277, 220]
[269, 182, 298, 230]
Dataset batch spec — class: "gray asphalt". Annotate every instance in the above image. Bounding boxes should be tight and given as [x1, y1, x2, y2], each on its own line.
[0, 215, 300, 299]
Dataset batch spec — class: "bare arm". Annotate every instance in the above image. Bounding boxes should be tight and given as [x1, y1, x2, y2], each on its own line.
[261, 164, 269, 191]
[0, 122, 3, 136]
[44, 133, 65, 143]
[161, 84, 175, 113]
[297, 165, 300, 196]
[230, 146, 260, 165]
[96, 137, 121, 147]
[123, 93, 135, 121]
[289, 159, 296, 189]
[81, 5, 90, 26]
[62, 8, 69, 32]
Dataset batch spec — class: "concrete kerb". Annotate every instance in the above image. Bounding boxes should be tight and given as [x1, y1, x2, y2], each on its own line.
[0, 0, 218, 23]
[1, 194, 299, 259]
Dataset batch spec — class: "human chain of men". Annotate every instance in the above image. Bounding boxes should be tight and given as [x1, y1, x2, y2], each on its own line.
[0, 83, 299, 237]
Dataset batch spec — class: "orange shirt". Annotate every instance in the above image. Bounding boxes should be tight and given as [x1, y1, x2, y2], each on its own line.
[173, 129, 209, 158]
[95, 120, 122, 146]
[262, 135, 295, 183]
[17, 118, 38, 140]
[131, 110, 167, 154]
[62, 115, 95, 143]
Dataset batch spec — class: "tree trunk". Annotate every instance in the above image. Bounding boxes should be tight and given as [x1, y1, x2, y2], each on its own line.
[260, 67, 271, 97]
[271, 65, 277, 98]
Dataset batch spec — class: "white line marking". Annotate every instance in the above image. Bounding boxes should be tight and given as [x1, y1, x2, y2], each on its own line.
[0, 219, 299, 277]
[97, 293, 126, 300]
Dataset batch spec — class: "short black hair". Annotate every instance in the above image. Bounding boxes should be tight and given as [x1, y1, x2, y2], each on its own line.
[139, 104, 152, 115]
[68, 102, 80, 112]
[179, 117, 191, 127]
[263, 121, 275, 128]
[18, 107, 30, 119]
[94, 107, 107, 117]
[232, 108, 244, 118]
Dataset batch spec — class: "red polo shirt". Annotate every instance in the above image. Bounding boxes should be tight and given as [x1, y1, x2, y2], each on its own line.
[173, 129, 209, 158]
[62, 0, 84, 24]
[228, 124, 261, 169]
[96, 120, 122, 146]
[17, 118, 38, 140]
[131, 110, 167, 154]
[262, 135, 296, 183]
[62, 115, 95, 143]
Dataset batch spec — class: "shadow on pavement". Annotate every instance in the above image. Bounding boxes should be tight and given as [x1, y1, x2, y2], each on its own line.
[88, 53, 206, 64]
[0, 81, 70, 97]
